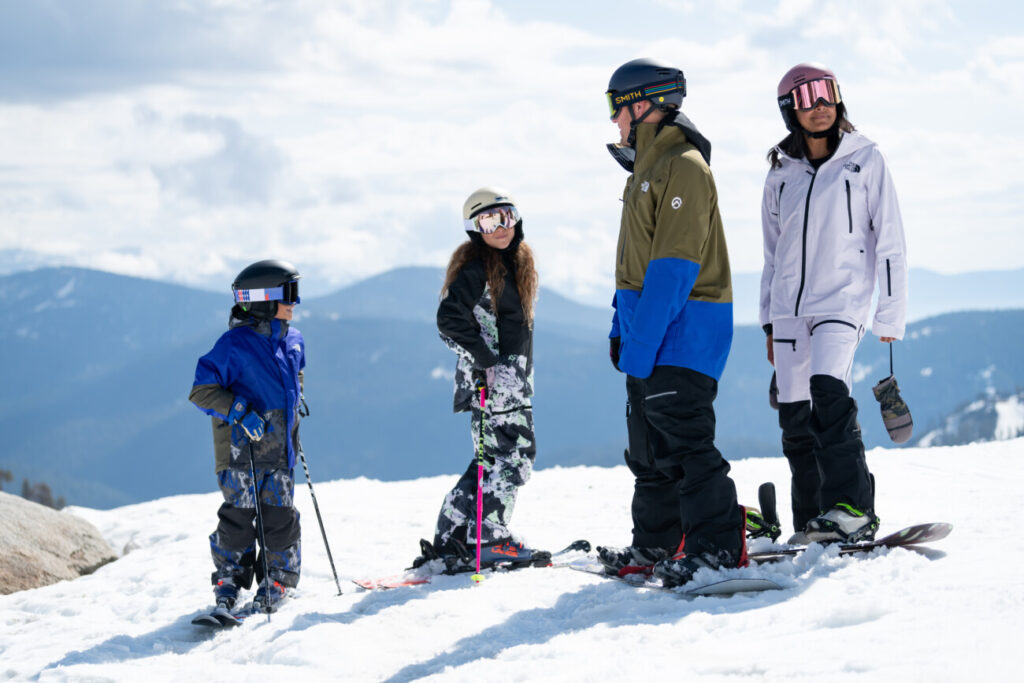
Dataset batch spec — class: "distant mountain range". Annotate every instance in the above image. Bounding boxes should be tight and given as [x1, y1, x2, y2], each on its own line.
[8, 248, 1024, 323]
[917, 391, 1024, 447]
[2, 265, 1022, 509]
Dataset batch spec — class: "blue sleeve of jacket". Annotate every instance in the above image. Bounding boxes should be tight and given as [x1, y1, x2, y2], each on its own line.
[609, 294, 620, 338]
[192, 333, 236, 421]
[618, 257, 700, 378]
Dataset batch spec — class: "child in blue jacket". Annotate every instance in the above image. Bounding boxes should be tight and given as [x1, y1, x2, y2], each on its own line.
[189, 259, 305, 612]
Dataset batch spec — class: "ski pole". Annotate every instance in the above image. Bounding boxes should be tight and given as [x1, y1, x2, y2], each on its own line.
[889, 342, 894, 376]
[298, 448, 343, 596]
[246, 439, 273, 623]
[471, 378, 487, 584]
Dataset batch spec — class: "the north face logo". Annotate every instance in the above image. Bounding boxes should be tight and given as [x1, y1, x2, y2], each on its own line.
[844, 162, 861, 173]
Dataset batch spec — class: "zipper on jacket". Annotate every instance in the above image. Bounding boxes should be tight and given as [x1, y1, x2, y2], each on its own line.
[845, 179, 853, 233]
[794, 170, 817, 317]
[886, 258, 892, 296]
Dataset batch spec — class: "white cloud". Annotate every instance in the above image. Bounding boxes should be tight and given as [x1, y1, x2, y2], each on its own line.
[0, 0, 1021, 302]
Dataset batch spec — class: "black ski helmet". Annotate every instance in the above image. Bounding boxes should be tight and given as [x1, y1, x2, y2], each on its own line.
[231, 259, 301, 319]
[606, 58, 686, 120]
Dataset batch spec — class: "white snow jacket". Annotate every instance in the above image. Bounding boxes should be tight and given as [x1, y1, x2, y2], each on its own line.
[760, 131, 908, 339]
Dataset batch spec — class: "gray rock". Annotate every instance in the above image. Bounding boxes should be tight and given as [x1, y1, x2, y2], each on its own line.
[0, 491, 116, 594]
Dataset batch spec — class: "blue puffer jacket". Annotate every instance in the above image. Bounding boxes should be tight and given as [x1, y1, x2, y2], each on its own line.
[190, 314, 305, 472]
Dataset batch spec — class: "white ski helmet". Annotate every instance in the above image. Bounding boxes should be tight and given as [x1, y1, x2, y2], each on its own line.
[462, 187, 516, 221]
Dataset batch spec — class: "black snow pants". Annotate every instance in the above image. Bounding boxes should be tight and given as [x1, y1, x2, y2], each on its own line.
[778, 374, 875, 531]
[624, 365, 744, 556]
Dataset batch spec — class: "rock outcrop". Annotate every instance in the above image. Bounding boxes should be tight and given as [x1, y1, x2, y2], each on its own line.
[0, 491, 116, 594]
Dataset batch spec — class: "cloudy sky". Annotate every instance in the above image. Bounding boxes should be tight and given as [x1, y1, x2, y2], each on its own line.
[1, 0, 1021, 303]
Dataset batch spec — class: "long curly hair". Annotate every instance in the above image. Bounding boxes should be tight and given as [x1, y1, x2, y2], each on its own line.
[441, 238, 537, 326]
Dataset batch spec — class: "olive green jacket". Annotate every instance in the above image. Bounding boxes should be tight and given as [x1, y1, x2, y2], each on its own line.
[611, 116, 734, 380]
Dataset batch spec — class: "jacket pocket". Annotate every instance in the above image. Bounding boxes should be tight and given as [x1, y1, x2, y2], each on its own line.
[773, 337, 797, 352]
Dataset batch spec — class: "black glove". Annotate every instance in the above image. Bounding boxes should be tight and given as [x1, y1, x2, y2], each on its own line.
[471, 368, 488, 391]
[609, 337, 621, 372]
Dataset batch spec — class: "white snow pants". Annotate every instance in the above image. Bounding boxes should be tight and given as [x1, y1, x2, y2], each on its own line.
[772, 316, 865, 403]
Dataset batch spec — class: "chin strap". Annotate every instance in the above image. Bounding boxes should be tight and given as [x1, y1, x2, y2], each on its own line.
[625, 103, 658, 146]
[607, 102, 661, 172]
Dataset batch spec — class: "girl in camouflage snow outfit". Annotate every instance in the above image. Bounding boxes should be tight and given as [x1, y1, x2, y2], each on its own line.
[426, 187, 544, 568]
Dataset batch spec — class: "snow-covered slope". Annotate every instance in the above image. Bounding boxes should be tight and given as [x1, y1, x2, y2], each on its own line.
[3, 442, 1019, 681]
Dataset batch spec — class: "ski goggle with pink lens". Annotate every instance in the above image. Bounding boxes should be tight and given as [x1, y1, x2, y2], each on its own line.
[464, 205, 520, 234]
[784, 78, 842, 111]
[232, 280, 300, 305]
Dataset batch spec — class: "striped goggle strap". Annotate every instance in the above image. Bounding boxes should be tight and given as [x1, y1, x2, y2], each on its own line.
[233, 280, 299, 304]
[606, 76, 686, 117]
[233, 285, 286, 303]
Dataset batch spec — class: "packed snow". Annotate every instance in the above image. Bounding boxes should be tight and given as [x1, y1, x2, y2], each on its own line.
[3, 440, 1020, 681]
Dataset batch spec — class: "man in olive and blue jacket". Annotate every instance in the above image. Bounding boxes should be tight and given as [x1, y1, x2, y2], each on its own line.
[596, 59, 746, 588]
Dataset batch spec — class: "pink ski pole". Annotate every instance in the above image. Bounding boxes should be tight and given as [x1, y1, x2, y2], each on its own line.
[471, 379, 487, 584]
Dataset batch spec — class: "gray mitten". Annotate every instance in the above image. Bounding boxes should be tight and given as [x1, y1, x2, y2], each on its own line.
[872, 375, 913, 443]
[769, 371, 779, 410]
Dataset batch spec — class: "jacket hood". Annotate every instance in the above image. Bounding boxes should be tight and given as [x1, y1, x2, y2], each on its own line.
[664, 110, 712, 165]
[773, 131, 876, 168]
[607, 110, 712, 172]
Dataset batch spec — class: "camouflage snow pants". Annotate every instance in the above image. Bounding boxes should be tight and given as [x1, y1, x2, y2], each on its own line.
[433, 406, 536, 548]
[209, 467, 302, 588]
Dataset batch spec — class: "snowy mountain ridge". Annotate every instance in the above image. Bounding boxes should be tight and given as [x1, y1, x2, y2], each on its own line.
[918, 389, 1024, 447]
[2, 441, 1018, 681]
[5, 266, 1024, 510]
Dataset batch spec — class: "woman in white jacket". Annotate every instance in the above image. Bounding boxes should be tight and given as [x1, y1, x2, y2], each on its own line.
[760, 62, 908, 544]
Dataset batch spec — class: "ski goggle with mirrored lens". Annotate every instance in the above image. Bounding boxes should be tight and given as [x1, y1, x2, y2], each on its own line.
[782, 78, 842, 111]
[233, 280, 300, 305]
[464, 205, 520, 234]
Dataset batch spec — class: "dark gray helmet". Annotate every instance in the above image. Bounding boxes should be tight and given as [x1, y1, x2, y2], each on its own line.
[231, 259, 301, 318]
[606, 58, 686, 119]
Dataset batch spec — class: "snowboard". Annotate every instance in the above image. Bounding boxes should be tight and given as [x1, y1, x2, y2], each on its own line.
[353, 539, 592, 590]
[568, 559, 783, 596]
[749, 522, 953, 564]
